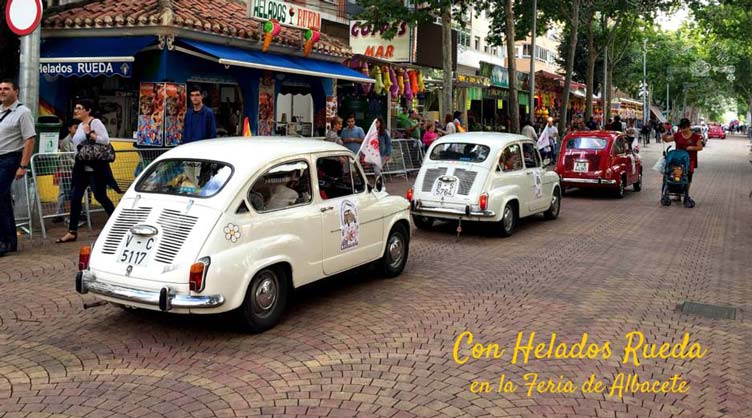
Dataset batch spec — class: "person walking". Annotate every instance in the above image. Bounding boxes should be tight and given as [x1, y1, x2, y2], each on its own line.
[542, 117, 559, 162]
[0, 80, 36, 256]
[56, 99, 117, 243]
[663, 118, 703, 208]
[341, 114, 365, 154]
[443, 114, 456, 135]
[375, 117, 392, 169]
[610, 115, 623, 132]
[181, 85, 216, 144]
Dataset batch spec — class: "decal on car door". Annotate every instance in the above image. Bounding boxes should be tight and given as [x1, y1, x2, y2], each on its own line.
[533, 170, 543, 198]
[223, 223, 241, 243]
[340, 200, 359, 251]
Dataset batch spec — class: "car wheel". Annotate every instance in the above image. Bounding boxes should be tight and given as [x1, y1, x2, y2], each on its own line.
[379, 224, 409, 278]
[499, 202, 517, 237]
[239, 266, 289, 333]
[412, 214, 434, 230]
[633, 172, 642, 192]
[544, 187, 561, 220]
[615, 176, 626, 198]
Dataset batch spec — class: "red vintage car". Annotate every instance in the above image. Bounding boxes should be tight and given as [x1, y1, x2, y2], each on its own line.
[707, 124, 726, 139]
[555, 131, 642, 198]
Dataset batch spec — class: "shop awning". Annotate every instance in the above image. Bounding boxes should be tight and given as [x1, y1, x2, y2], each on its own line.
[40, 36, 157, 77]
[178, 39, 374, 84]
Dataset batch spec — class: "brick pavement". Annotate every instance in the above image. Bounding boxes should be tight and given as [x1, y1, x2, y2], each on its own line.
[0, 135, 750, 418]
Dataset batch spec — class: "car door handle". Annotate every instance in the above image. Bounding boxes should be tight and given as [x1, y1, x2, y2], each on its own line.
[526, 172, 532, 175]
[320, 206, 334, 212]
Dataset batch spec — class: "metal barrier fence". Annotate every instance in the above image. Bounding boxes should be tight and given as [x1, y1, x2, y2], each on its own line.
[362, 138, 425, 178]
[12, 176, 33, 239]
[30, 148, 170, 238]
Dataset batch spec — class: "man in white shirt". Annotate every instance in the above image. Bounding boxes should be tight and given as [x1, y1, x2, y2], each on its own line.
[0, 80, 36, 256]
[522, 122, 537, 142]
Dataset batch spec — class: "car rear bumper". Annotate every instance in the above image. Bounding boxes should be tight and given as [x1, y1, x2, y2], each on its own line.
[411, 200, 495, 219]
[561, 177, 617, 185]
[76, 270, 224, 312]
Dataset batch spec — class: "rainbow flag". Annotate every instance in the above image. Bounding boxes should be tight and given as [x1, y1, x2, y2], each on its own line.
[242, 117, 252, 137]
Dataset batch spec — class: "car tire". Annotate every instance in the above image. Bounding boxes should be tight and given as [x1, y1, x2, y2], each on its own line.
[498, 202, 517, 237]
[543, 187, 561, 220]
[412, 215, 434, 230]
[239, 266, 289, 333]
[615, 176, 626, 198]
[633, 171, 642, 192]
[379, 224, 409, 278]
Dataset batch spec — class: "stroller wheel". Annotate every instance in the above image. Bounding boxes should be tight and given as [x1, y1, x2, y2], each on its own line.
[661, 195, 671, 206]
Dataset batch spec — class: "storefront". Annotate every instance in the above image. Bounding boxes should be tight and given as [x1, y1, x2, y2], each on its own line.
[476, 62, 530, 132]
[39, 0, 371, 144]
[533, 70, 586, 128]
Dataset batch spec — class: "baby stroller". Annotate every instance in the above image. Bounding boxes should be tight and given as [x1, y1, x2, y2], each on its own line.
[660, 146, 691, 206]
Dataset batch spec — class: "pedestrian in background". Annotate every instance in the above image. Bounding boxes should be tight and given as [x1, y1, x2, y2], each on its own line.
[422, 120, 439, 150]
[341, 114, 365, 153]
[543, 117, 559, 162]
[52, 118, 80, 223]
[0, 79, 36, 256]
[444, 114, 456, 135]
[375, 117, 392, 167]
[663, 118, 703, 208]
[56, 99, 116, 244]
[181, 85, 216, 143]
[521, 121, 537, 142]
[325, 116, 343, 145]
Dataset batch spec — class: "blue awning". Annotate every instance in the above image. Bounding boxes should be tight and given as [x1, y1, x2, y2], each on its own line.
[40, 36, 157, 78]
[177, 39, 374, 84]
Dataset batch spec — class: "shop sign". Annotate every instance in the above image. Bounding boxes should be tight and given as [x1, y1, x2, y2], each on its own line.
[479, 62, 508, 88]
[349, 21, 410, 62]
[39, 61, 132, 78]
[455, 74, 491, 88]
[250, 0, 321, 31]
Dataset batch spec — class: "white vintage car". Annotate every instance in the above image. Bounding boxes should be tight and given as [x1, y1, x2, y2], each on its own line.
[408, 133, 561, 236]
[76, 138, 411, 332]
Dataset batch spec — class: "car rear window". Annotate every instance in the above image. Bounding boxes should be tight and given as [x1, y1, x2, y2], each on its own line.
[136, 159, 233, 198]
[429, 143, 491, 162]
[566, 137, 607, 150]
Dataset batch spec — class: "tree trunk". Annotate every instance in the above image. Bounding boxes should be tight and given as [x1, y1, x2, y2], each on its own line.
[606, 64, 613, 124]
[441, 7, 453, 119]
[584, 14, 595, 121]
[558, 0, 580, 134]
[504, 0, 520, 134]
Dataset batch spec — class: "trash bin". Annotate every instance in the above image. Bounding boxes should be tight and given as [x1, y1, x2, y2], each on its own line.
[34, 116, 63, 176]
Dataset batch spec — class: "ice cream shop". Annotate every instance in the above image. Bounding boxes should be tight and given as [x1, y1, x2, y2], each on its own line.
[37, 0, 371, 145]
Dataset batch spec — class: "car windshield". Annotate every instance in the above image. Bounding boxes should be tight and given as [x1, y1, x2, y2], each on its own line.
[429, 143, 491, 162]
[566, 137, 607, 150]
[136, 159, 233, 198]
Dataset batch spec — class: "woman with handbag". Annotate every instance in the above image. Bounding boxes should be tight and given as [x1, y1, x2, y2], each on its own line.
[56, 99, 117, 243]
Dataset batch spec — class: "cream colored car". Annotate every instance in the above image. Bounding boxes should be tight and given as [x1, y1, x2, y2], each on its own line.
[409, 133, 561, 236]
[76, 138, 411, 332]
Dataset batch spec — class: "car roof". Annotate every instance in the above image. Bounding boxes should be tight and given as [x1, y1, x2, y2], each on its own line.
[563, 130, 621, 140]
[434, 132, 531, 147]
[155, 137, 349, 168]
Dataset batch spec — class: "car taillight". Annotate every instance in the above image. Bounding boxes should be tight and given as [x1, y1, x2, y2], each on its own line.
[189, 258, 210, 292]
[479, 193, 488, 211]
[406, 187, 413, 201]
[79, 246, 91, 270]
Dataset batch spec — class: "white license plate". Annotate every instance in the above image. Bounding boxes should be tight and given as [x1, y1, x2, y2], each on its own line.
[574, 161, 589, 172]
[117, 234, 157, 267]
[433, 180, 458, 198]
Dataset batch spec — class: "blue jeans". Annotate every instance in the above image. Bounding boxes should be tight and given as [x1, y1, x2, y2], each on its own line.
[0, 151, 22, 251]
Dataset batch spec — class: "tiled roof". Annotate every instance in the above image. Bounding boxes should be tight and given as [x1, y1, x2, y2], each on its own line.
[42, 0, 351, 58]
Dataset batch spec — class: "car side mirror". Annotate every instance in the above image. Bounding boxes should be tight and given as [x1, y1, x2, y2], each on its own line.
[371, 175, 384, 193]
[542, 157, 552, 168]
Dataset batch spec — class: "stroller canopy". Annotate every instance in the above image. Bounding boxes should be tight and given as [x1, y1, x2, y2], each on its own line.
[665, 149, 690, 168]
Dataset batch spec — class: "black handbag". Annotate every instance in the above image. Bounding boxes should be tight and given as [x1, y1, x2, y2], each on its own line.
[76, 119, 116, 162]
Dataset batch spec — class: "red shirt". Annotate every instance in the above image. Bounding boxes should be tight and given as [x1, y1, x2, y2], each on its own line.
[673, 132, 701, 172]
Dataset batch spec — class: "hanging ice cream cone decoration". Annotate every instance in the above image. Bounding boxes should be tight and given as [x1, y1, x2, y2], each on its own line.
[389, 67, 398, 99]
[416, 70, 425, 93]
[242, 117, 252, 137]
[372, 65, 384, 95]
[361, 62, 371, 94]
[303, 29, 320, 56]
[404, 72, 413, 100]
[396, 68, 405, 96]
[262, 19, 281, 52]
[382, 66, 392, 91]
[408, 70, 419, 94]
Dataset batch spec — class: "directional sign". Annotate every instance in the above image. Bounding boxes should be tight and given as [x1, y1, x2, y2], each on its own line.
[5, 0, 43, 36]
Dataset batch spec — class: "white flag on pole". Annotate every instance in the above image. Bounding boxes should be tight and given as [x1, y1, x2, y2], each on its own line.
[357, 119, 382, 169]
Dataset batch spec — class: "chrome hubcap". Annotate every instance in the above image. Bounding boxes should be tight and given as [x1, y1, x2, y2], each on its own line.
[503, 206, 513, 230]
[387, 235, 404, 268]
[552, 194, 559, 213]
[254, 272, 278, 312]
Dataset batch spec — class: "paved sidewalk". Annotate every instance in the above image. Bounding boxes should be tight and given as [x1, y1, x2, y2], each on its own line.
[0, 135, 750, 418]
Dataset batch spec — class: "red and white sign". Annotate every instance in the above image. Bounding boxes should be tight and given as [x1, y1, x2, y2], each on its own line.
[350, 21, 410, 62]
[5, 0, 43, 36]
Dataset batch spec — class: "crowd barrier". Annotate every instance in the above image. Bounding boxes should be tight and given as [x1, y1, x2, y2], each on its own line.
[12, 176, 33, 238]
[29, 148, 170, 239]
[362, 138, 425, 179]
